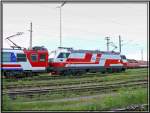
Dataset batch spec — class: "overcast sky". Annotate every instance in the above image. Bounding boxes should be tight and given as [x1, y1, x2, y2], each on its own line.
[3, 3, 148, 60]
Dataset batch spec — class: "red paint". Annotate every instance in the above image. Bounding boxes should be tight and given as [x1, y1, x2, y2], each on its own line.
[104, 59, 120, 67]
[49, 62, 67, 68]
[66, 52, 92, 63]
[48, 52, 126, 70]
[95, 54, 102, 64]
[120, 60, 127, 67]
[49, 53, 103, 67]
[23, 49, 49, 67]
[1, 64, 21, 67]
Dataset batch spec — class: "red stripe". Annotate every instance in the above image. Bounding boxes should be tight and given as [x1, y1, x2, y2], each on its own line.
[49, 62, 66, 68]
[1, 64, 21, 67]
[68, 62, 96, 64]
[105, 59, 120, 67]
[66, 52, 93, 62]
[23, 49, 49, 67]
[95, 54, 102, 64]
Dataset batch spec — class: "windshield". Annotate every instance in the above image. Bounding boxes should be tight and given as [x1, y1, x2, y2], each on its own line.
[121, 55, 126, 59]
[57, 53, 70, 58]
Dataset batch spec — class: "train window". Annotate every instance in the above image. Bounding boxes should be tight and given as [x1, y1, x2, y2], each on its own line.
[31, 54, 38, 62]
[121, 55, 126, 59]
[69, 53, 85, 58]
[17, 54, 26, 62]
[2, 52, 11, 62]
[49, 58, 54, 62]
[66, 53, 70, 58]
[57, 53, 70, 58]
[40, 54, 46, 62]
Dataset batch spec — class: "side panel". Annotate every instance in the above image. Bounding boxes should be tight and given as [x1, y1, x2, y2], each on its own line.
[1, 49, 48, 72]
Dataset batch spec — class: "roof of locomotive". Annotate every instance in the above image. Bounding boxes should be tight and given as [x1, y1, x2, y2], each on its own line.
[70, 50, 120, 54]
[57, 47, 120, 55]
[2, 47, 48, 53]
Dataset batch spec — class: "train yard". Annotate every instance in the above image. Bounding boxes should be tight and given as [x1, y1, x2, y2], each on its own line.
[2, 2, 148, 111]
[2, 68, 148, 111]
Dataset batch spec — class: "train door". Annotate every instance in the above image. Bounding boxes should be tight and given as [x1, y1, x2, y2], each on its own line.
[38, 52, 49, 67]
[121, 55, 128, 70]
[121, 55, 128, 64]
[16, 53, 30, 70]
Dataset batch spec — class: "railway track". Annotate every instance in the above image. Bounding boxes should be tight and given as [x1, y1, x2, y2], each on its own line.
[3, 72, 110, 81]
[4, 68, 145, 81]
[3, 71, 147, 90]
[3, 79, 147, 97]
[3, 76, 147, 90]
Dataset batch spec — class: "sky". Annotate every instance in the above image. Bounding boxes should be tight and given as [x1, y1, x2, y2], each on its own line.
[3, 3, 148, 61]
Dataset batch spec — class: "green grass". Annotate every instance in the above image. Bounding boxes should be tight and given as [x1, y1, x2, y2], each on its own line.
[2, 68, 148, 88]
[2, 95, 13, 111]
[2, 87, 148, 111]
[2, 68, 148, 111]
[3, 77, 147, 103]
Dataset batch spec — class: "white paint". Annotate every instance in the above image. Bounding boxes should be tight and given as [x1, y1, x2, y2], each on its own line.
[2, 49, 46, 71]
[110, 64, 123, 66]
[91, 54, 97, 62]
[101, 54, 121, 59]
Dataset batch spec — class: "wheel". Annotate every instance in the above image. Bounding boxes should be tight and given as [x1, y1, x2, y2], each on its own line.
[121, 68, 126, 72]
[107, 68, 112, 73]
[101, 71, 106, 74]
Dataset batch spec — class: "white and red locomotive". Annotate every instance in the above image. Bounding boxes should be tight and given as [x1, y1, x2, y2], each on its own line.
[1, 46, 49, 77]
[1, 46, 128, 77]
[47, 47, 128, 75]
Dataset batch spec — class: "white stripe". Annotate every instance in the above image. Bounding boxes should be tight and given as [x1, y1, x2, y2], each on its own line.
[31, 67, 46, 70]
[110, 64, 123, 66]
[91, 54, 97, 62]
[3, 49, 24, 53]
[101, 54, 121, 59]
[67, 64, 104, 67]
[139, 65, 147, 67]
[67, 64, 123, 67]
[2, 62, 20, 64]
[99, 59, 106, 66]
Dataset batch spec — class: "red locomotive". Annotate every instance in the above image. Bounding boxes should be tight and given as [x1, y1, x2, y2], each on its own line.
[1, 46, 49, 77]
[3, 46, 148, 77]
[47, 47, 128, 76]
[127, 59, 148, 69]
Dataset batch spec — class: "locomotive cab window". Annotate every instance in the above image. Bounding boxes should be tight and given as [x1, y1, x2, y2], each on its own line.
[57, 53, 70, 58]
[17, 53, 26, 62]
[121, 55, 126, 60]
[40, 54, 46, 62]
[31, 54, 38, 62]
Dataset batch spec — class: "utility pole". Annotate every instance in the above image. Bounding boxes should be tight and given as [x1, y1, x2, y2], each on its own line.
[60, 7, 62, 47]
[119, 35, 122, 53]
[29, 22, 33, 50]
[57, 1, 66, 47]
[105, 37, 110, 51]
[141, 49, 143, 61]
